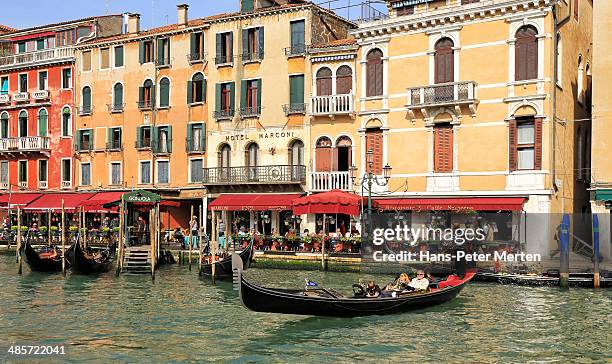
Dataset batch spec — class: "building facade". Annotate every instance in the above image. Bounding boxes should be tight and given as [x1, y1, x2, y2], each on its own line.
[0, 16, 122, 193]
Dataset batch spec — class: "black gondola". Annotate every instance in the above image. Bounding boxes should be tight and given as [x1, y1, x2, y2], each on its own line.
[66, 242, 114, 275]
[199, 239, 254, 277]
[231, 254, 476, 317]
[20, 240, 73, 273]
[475, 271, 611, 288]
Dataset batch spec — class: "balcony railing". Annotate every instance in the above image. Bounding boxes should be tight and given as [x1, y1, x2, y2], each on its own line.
[407, 81, 477, 108]
[0, 47, 75, 70]
[284, 44, 308, 56]
[0, 136, 50, 152]
[135, 139, 151, 149]
[107, 103, 125, 113]
[239, 106, 261, 118]
[186, 138, 205, 153]
[0, 182, 8, 190]
[241, 50, 264, 62]
[38, 181, 48, 189]
[310, 93, 354, 117]
[78, 106, 93, 116]
[188, 52, 206, 63]
[138, 100, 153, 110]
[18, 181, 27, 189]
[12, 92, 29, 103]
[106, 140, 122, 151]
[0, 94, 9, 104]
[214, 55, 233, 65]
[283, 103, 307, 116]
[214, 109, 234, 120]
[61, 181, 72, 189]
[310, 171, 352, 192]
[32, 90, 49, 100]
[202, 165, 306, 185]
[151, 140, 172, 154]
[155, 57, 172, 68]
[75, 141, 93, 152]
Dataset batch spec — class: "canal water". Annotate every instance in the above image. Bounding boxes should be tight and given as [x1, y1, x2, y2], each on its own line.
[0, 254, 610, 363]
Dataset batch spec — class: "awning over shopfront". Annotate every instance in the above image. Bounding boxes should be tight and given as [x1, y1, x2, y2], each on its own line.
[292, 190, 366, 216]
[24, 193, 95, 212]
[80, 192, 125, 213]
[210, 194, 302, 211]
[0, 193, 43, 208]
[595, 189, 612, 201]
[375, 197, 527, 211]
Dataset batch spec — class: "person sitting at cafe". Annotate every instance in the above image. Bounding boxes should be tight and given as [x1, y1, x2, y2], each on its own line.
[408, 270, 430, 291]
[365, 281, 381, 298]
[173, 227, 184, 244]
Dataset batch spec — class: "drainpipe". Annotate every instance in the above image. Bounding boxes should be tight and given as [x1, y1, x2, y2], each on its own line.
[552, 6, 558, 208]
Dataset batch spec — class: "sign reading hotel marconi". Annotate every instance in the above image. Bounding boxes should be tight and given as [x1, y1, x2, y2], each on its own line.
[225, 131, 296, 142]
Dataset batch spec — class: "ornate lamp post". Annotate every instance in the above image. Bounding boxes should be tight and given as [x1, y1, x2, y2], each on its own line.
[350, 149, 392, 217]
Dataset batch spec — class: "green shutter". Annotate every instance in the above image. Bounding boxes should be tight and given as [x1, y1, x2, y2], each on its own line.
[157, 38, 164, 64]
[240, 80, 247, 109]
[201, 123, 206, 151]
[186, 124, 193, 152]
[187, 80, 193, 104]
[190, 33, 196, 60]
[242, 29, 249, 58]
[241, 0, 254, 12]
[290, 75, 304, 104]
[228, 32, 234, 59]
[115, 46, 124, 67]
[229, 82, 235, 112]
[160, 80, 169, 107]
[167, 126, 172, 153]
[38, 112, 47, 136]
[215, 83, 222, 112]
[139, 41, 145, 64]
[215, 33, 222, 63]
[136, 126, 142, 148]
[115, 84, 123, 108]
[152, 126, 159, 151]
[256, 79, 262, 109]
[202, 79, 207, 102]
[138, 86, 144, 104]
[257, 27, 264, 58]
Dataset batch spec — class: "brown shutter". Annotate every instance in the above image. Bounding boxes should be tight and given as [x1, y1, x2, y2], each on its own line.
[375, 62, 383, 96]
[515, 41, 524, 81]
[435, 46, 453, 84]
[365, 129, 383, 174]
[316, 147, 332, 172]
[366, 59, 376, 97]
[508, 120, 518, 171]
[331, 148, 339, 171]
[534, 118, 543, 170]
[527, 40, 538, 80]
[336, 75, 352, 94]
[316, 77, 332, 96]
[434, 125, 453, 173]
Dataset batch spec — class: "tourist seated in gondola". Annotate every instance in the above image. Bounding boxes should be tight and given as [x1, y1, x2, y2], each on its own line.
[384, 273, 411, 291]
[426, 271, 438, 288]
[365, 281, 381, 298]
[408, 270, 430, 291]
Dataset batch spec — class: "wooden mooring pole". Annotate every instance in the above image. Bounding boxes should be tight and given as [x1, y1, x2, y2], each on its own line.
[47, 209, 51, 247]
[559, 214, 570, 289]
[17, 206, 22, 275]
[116, 195, 125, 276]
[198, 205, 203, 274]
[593, 215, 601, 289]
[61, 200, 66, 275]
[189, 206, 193, 271]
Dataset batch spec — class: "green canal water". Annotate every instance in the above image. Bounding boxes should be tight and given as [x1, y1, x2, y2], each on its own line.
[0, 255, 610, 364]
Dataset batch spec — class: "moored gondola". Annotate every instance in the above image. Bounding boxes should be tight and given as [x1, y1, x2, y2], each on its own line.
[475, 270, 611, 288]
[66, 241, 114, 275]
[231, 254, 476, 317]
[199, 239, 254, 278]
[20, 240, 73, 273]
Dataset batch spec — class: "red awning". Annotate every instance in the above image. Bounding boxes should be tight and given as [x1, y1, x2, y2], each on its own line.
[160, 200, 181, 207]
[292, 190, 367, 216]
[10, 31, 56, 42]
[24, 193, 95, 212]
[375, 197, 527, 212]
[209, 194, 302, 211]
[0, 193, 43, 208]
[80, 192, 124, 213]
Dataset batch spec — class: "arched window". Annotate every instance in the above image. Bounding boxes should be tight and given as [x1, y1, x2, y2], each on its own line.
[0, 112, 8, 139]
[18, 110, 28, 137]
[316, 67, 332, 96]
[315, 136, 333, 172]
[37, 108, 47, 137]
[366, 49, 383, 97]
[515, 26, 538, 81]
[189, 73, 205, 104]
[140, 79, 154, 108]
[81, 86, 91, 113]
[585, 63, 592, 109]
[246, 142, 259, 167]
[289, 139, 304, 166]
[113, 83, 123, 110]
[577, 55, 584, 104]
[62, 107, 71, 137]
[435, 38, 454, 84]
[556, 33, 562, 86]
[336, 65, 352, 94]
[159, 77, 170, 107]
[219, 143, 231, 181]
[336, 136, 352, 172]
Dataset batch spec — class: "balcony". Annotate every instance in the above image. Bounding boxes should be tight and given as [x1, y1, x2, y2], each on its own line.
[214, 109, 234, 120]
[0, 47, 75, 71]
[0, 136, 50, 154]
[75, 141, 93, 152]
[284, 44, 308, 57]
[38, 181, 48, 189]
[214, 55, 233, 66]
[61, 181, 72, 189]
[18, 181, 27, 189]
[0, 94, 10, 104]
[107, 103, 125, 113]
[155, 57, 172, 68]
[310, 93, 354, 119]
[32, 90, 49, 101]
[106, 140, 122, 151]
[239, 106, 261, 118]
[135, 139, 151, 150]
[283, 103, 307, 116]
[138, 100, 153, 111]
[202, 165, 306, 185]
[12, 92, 29, 103]
[241, 50, 263, 63]
[78, 106, 93, 116]
[186, 138, 205, 153]
[151, 140, 171, 155]
[406, 81, 478, 120]
[0, 182, 7, 190]
[310, 171, 352, 192]
[188, 52, 206, 63]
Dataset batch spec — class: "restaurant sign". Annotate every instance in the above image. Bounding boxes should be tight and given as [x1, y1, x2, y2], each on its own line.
[124, 190, 161, 204]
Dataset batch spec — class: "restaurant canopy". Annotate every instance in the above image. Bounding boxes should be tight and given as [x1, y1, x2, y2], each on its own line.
[0, 193, 42, 208]
[80, 191, 125, 213]
[375, 197, 527, 212]
[24, 193, 95, 212]
[292, 190, 366, 216]
[209, 194, 302, 211]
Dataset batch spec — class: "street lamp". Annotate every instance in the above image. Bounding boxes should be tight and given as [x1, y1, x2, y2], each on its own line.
[351, 149, 393, 217]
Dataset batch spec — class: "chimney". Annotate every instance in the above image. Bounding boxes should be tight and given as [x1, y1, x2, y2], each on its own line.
[177, 4, 189, 26]
[127, 13, 140, 34]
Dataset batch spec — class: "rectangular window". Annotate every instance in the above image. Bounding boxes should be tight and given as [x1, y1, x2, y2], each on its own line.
[290, 20, 306, 55]
[38, 160, 48, 182]
[81, 163, 91, 186]
[18, 42, 26, 53]
[19, 74, 28, 92]
[288, 74, 305, 113]
[242, 27, 263, 61]
[61, 159, 71, 183]
[100, 47, 110, 69]
[0, 161, 8, 184]
[221, 83, 233, 111]
[139, 161, 151, 184]
[0, 76, 8, 95]
[140, 40, 154, 63]
[190, 32, 205, 61]
[434, 124, 453, 173]
[240, 79, 261, 117]
[110, 162, 121, 185]
[190, 159, 203, 183]
[36, 39, 45, 51]
[510, 117, 542, 171]
[517, 121, 535, 170]
[187, 123, 205, 152]
[108, 127, 122, 150]
[188, 76, 206, 104]
[215, 32, 233, 65]
[78, 129, 92, 151]
[137, 126, 151, 148]
[62, 68, 72, 89]
[157, 38, 170, 66]
[38, 71, 48, 91]
[157, 160, 169, 184]
[155, 126, 171, 153]
[82, 50, 92, 71]
[114, 45, 124, 67]
[18, 160, 27, 183]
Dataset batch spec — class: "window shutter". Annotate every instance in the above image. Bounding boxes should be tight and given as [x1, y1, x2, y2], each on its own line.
[107, 127, 111, 147]
[242, 29, 249, 57]
[160, 81, 169, 107]
[534, 118, 543, 170]
[139, 41, 145, 64]
[167, 126, 172, 153]
[228, 32, 234, 59]
[527, 41, 538, 80]
[508, 120, 517, 171]
[190, 33, 196, 58]
[229, 82, 235, 111]
[115, 85, 123, 107]
[201, 123, 206, 151]
[151, 83, 156, 104]
[136, 126, 142, 148]
[202, 79, 207, 102]
[152, 126, 159, 151]
[290, 75, 304, 104]
[434, 125, 453, 173]
[256, 79, 262, 109]
[186, 124, 192, 151]
[515, 41, 525, 81]
[83, 88, 91, 108]
[216, 33, 222, 61]
[167, 39, 171, 62]
[139, 86, 144, 104]
[157, 38, 164, 64]
[366, 60, 376, 97]
[240, 80, 247, 109]
[215, 83, 222, 112]
[115, 46, 124, 67]
[187, 80, 193, 104]
[257, 27, 264, 57]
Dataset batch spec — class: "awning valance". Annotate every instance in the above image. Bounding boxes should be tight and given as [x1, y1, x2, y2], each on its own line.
[210, 194, 302, 211]
[595, 189, 612, 202]
[0, 193, 42, 208]
[292, 190, 366, 216]
[376, 197, 527, 212]
[80, 192, 124, 212]
[24, 193, 95, 212]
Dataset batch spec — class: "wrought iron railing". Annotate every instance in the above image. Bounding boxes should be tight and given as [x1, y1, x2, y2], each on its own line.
[241, 49, 264, 62]
[407, 81, 476, 107]
[107, 103, 125, 113]
[214, 55, 233, 65]
[106, 140, 122, 151]
[283, 103, 307, 116]
[284, 44, 308, 56]
[202, 165, 306, 184]
[138, 100, 153, 110]
[214, 109, 234, 120]
[186, 138, 205, 153]
[239, 106, 261, 118]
